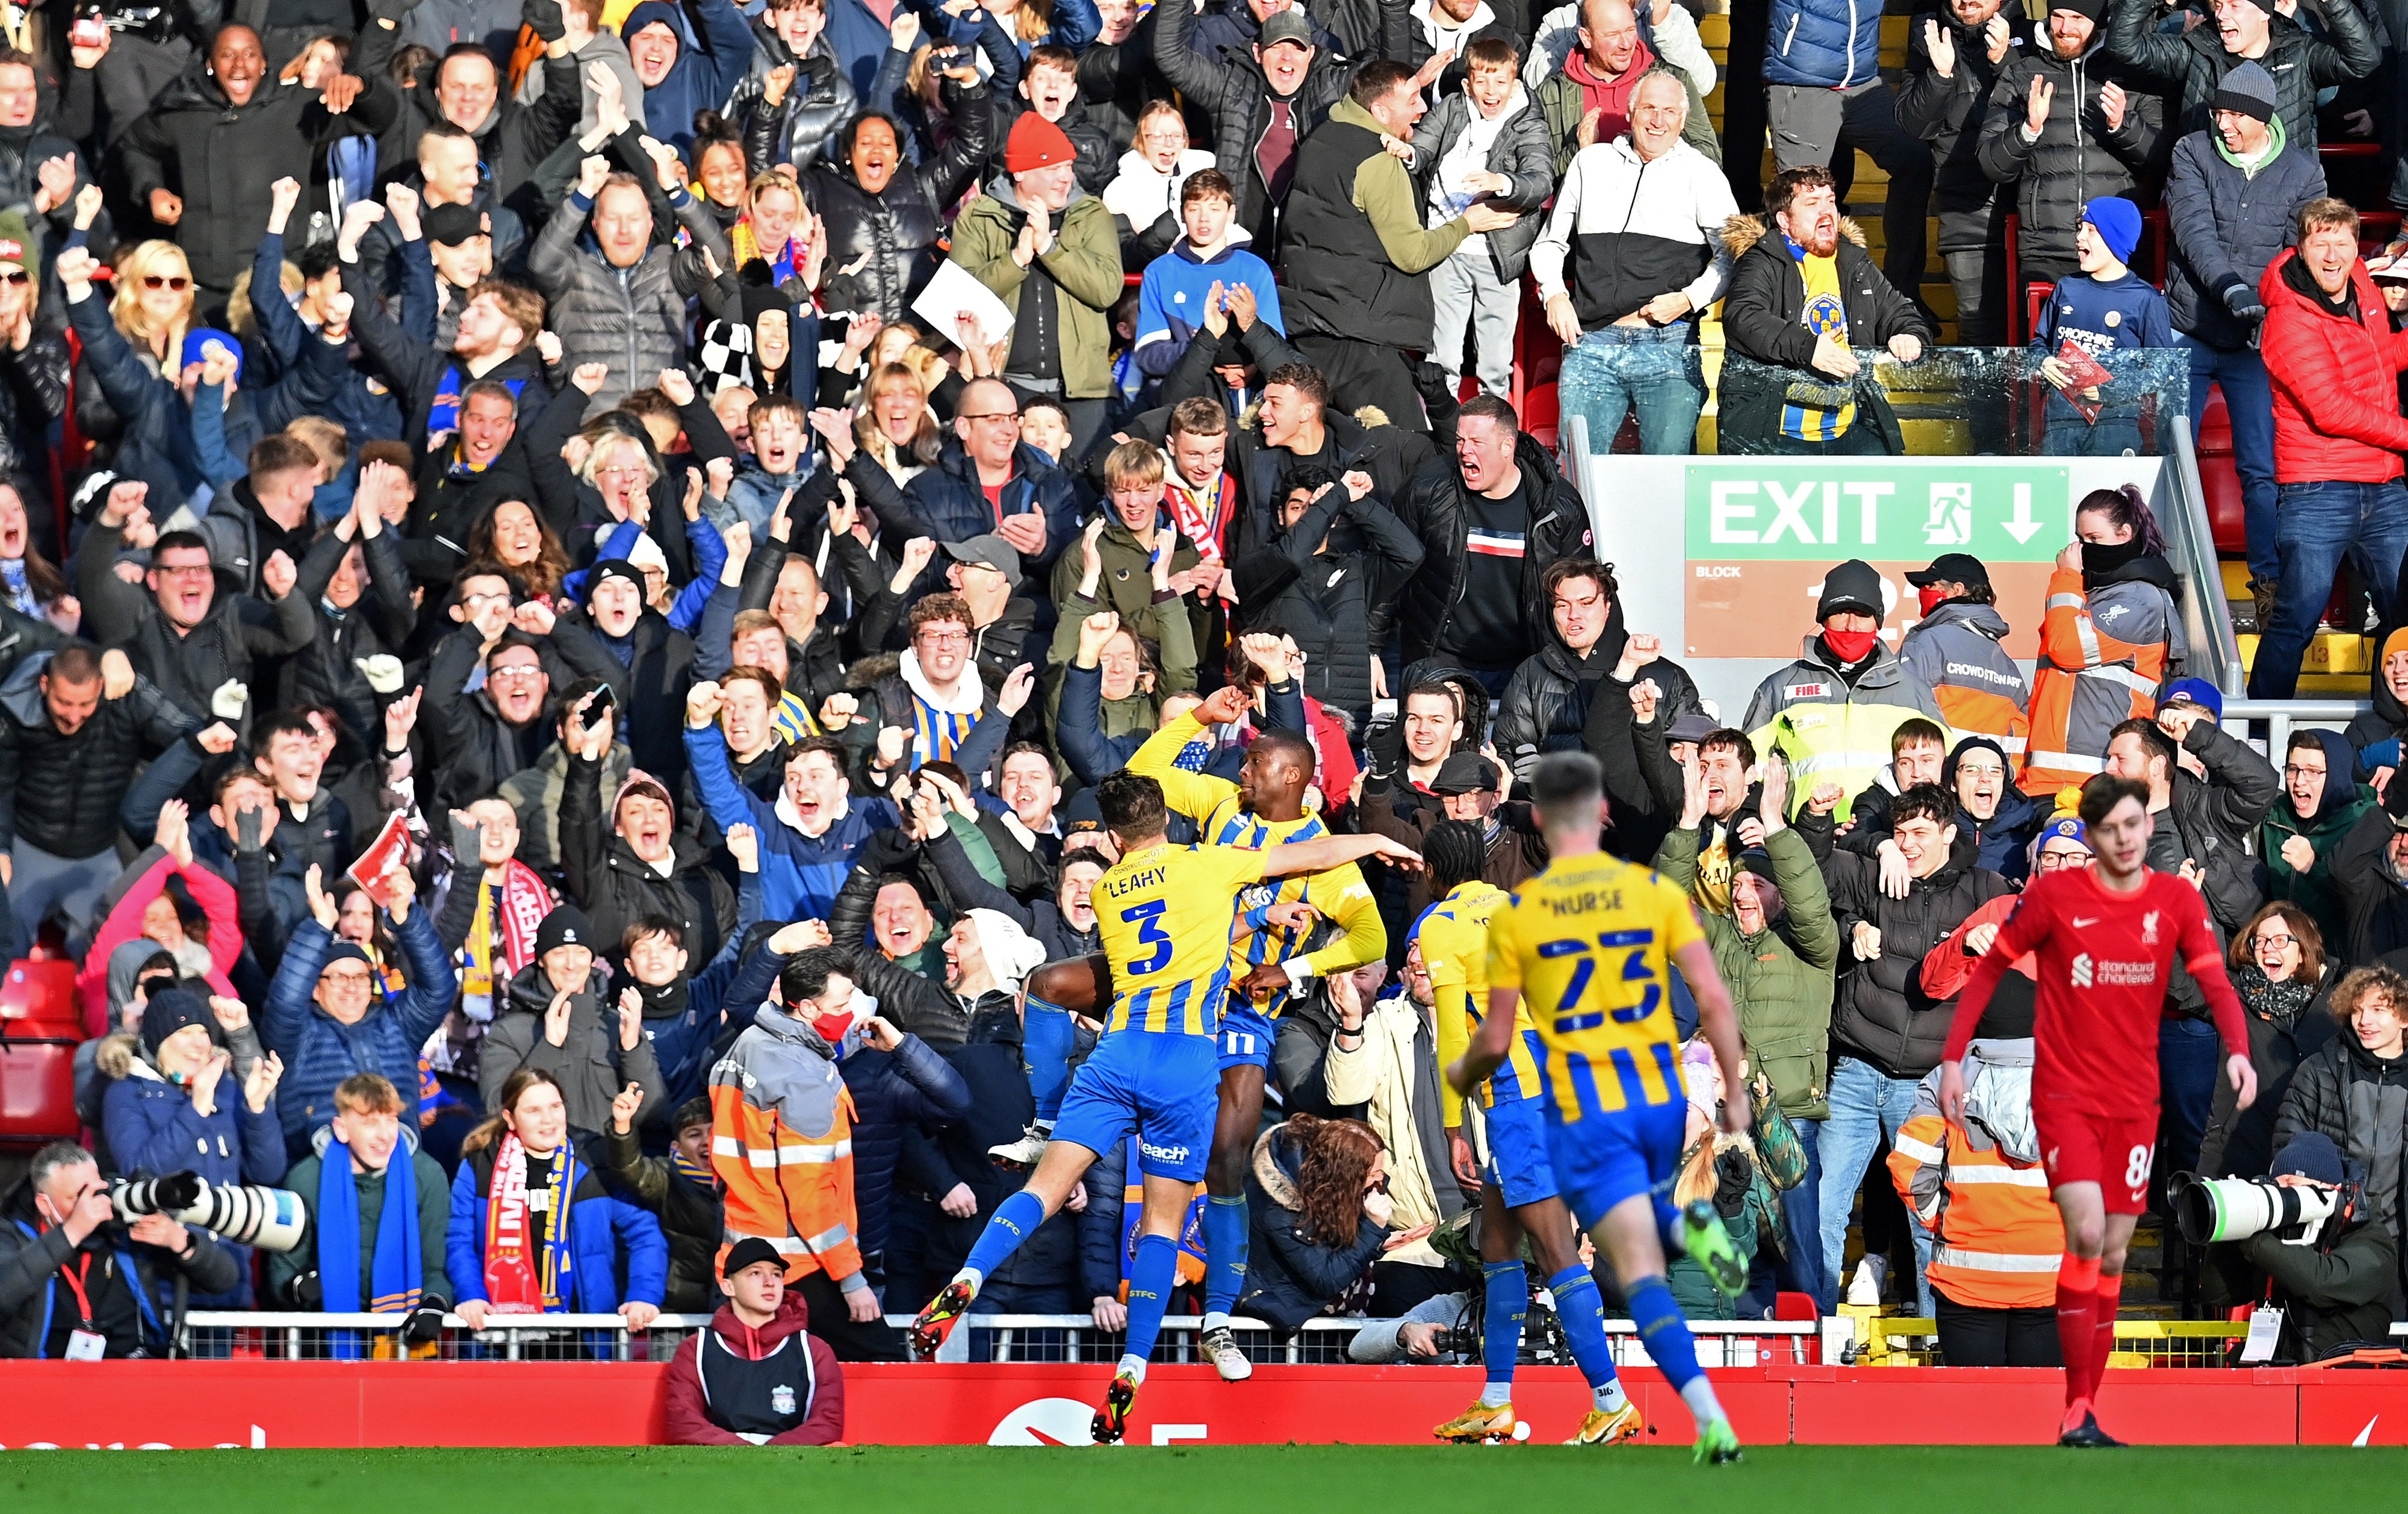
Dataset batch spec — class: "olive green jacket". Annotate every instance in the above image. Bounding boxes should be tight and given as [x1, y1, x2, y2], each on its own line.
[949, 180, 1125, 400]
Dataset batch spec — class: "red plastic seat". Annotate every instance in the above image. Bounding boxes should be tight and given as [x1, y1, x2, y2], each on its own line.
[2194, 388, 2248, 556]
[0, 960, 78, 1037]
[1522, 382, 1559, 453]
[0, 1041, 79, 1147]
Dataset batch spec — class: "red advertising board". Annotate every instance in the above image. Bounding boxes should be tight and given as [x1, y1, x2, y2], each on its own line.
[5, 1364, 2407, 1448]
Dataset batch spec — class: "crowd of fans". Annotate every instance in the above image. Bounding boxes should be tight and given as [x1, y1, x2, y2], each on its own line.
[0, 0, 2403, 1439]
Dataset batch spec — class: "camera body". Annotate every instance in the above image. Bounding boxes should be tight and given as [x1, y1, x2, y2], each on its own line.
[112, 1172, 308, 1253]
[2171, 1172, 2357, 1249]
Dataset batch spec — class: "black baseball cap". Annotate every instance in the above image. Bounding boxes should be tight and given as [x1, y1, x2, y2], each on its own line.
[721, 1236, 784, 1279]
[1905, 552, 1991, 589]
[1430, 751, 1498, 796]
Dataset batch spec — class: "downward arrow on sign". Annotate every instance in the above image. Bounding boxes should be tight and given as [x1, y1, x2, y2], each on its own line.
[2002, 483, 2044, 545]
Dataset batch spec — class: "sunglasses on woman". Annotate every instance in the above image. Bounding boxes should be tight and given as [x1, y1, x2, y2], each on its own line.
[143, 274, 190, 291]
[0, 270, 26, 285]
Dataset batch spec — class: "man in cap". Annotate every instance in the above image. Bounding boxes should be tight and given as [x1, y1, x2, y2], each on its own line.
[1152, 0, 1358, 245]
[663, 1233, 847, 1444]
[2162, 58, 2325, 627]
[1276, 57, 1521, 429]
[2105, 0, 2379, 154]
[941, 535, 1044, 693]
[1900, 552, 2029, 760]
[1975, 0, 2158, 289]
[1740, 559, 1947, 821]
[951, 113, 1125, 464]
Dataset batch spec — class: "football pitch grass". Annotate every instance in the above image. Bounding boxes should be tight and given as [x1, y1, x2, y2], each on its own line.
[8, 1444, 2401, 1513]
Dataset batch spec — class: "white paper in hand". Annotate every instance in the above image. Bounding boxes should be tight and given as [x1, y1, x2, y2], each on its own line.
[911, 259, 1016, 352]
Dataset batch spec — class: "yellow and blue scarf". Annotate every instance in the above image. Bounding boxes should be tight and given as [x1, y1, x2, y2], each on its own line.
[316, 1138, 420, 1359]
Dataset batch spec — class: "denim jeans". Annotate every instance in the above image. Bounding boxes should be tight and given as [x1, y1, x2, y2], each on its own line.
[1817, 1056, 1933, 1315]
[2182, 335, 2279, 586]
[2157, 1016, 2223, 1183]
[1558, 323, 1706, 456]
[2247, 479, 2408, 700]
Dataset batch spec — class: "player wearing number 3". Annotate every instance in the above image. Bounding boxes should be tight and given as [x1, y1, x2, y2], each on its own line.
[1450, 752, 1751, 1466]
[908, 771, 1419, 1444]
[1940, 774, 2253, 1448]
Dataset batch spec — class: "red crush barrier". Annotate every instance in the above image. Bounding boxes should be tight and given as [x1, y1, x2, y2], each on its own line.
[2, 1362, 2403, 1448]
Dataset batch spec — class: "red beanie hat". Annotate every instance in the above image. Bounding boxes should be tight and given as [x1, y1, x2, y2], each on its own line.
[1005, 113, 1076, 175]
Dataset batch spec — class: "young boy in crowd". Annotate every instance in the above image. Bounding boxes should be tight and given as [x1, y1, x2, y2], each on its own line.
[1130, 170, 1284, 387]
[1410, 37, 1550, 402]
[2032, 197, 2174, 457]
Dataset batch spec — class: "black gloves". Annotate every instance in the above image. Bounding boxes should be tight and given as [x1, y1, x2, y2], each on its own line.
[234, 805, 267, 855]
[523, 0, 567, 41]
[1712, 1145, 1754, 1218]
[2224, 283, 2266, 323]
[401, 1305, 448, 1345]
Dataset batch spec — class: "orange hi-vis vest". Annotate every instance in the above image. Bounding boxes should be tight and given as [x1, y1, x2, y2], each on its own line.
[709, 1008, 864, 1286]
[2020, 566, 2179, 795]
[1889, 1108, 2064, 1310]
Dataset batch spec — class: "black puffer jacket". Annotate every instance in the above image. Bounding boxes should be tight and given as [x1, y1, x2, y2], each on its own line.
[1233, 485, 1425, 725]
[1386, 432, 1593, 669]
[1151, 0, 1359, 237]
[2104, 0, 2380, 152]
[2162, 123, 2326, 350]
[559, 748, 737, 969]
[1895, 0, 2035, 222]
[551, 612, 701, 789]
[120, 70, 399, 294]
[2335, 805, 2408, 967]
[1827, 832, 2015, 1079]
[73, 517, 316, 728]
[0, 656, 194, 858]
[2275, 1031, 2408, 1297]
[1496, 599, 1703, 781]
[1716, 214, 1932, 453]
[805, 83, 995, 323]
[2164, 716, 2284, 937]
[1974, 39, 2159, 269]
[731, 21, 859, 170]
[280, 526, 415, 754]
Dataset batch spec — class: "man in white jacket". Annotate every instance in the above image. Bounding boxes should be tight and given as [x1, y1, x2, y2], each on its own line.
[1530, 68, 1737, 454]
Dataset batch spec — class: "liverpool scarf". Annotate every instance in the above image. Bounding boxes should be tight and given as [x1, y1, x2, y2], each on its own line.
[483, 1134, 577, 1313]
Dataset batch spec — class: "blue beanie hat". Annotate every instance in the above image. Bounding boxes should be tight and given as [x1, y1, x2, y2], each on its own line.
[2272, 1131, 2346, 1187]
[2159, 676, 2223, 724]
[2082, 197, 2142, 267]
[2035, 816, 2090, 854]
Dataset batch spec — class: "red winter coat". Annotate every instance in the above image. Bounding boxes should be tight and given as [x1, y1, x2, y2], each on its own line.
[2260, 248, 2408, 485]
[663, 1291, 845, 1446]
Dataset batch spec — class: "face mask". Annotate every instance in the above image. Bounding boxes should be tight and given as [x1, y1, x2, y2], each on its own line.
[1917, 585, 1948, 618]
[2081, 537, 2146, 577]
[812, 1010, 853, 1044]
[1822, 627, 1879, 664]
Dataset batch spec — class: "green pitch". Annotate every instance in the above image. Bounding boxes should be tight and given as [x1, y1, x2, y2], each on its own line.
[7, 1445, 2401, 1513]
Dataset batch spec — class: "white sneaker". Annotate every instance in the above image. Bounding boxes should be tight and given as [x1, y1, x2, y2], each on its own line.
[988, 1121, 1051, 1165]
[1846, 1255, 1890, 1308]
[1202, 1326, 1253, 1382]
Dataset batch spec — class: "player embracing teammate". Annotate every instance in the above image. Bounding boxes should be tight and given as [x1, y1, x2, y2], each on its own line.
[1941, 774, 2256, 1447]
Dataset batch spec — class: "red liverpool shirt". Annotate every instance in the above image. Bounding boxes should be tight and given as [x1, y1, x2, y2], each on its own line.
[1944, 867, 2248, 1117]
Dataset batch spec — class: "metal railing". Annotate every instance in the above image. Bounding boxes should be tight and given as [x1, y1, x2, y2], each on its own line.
[179, 1312, 1820, 1368]
[2222, 698, 2372, 758]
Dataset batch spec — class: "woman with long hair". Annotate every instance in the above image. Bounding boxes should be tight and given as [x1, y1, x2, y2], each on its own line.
[2021, 484, 2185, 795]
[68, 238, 203, 500]
[445, 1067, 668, 1332]
[2201, 903, 2336, 1182]
[1234, 1114, 1407, 1329]
[851, 361, 942, 480]
[469, 498, 573, 605]
[0, 481, 71, 630]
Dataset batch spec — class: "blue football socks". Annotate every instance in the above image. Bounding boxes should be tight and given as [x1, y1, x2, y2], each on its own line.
[1481, 1261, 1527, 1406]
[1022, 996, 1076, 1123]
[1547, 1265, 1628, 1405]
[1199, 1193, 1249, 1327]
[1120, 1232, 1182, 1381]
[960, 1190, 1048, 1284]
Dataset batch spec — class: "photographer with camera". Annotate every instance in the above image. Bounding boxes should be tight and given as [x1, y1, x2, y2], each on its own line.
[0, 1142, 236, 1357]
[2197, 1134, 2398, 1363]
[2270, 964, 2408, 1311]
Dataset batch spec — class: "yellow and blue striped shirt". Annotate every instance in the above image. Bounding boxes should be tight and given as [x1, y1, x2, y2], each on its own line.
[1417, 880, 1539, 1122]
[1129, 713, 1386, 1014]
[1095, 842, 1268, 1037]
[1486, 852, 1703, 1125]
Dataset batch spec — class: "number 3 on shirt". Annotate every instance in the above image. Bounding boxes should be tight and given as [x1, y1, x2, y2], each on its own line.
[1122, 900, 1171, 975]
[1539, 929, 1662, 1033]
